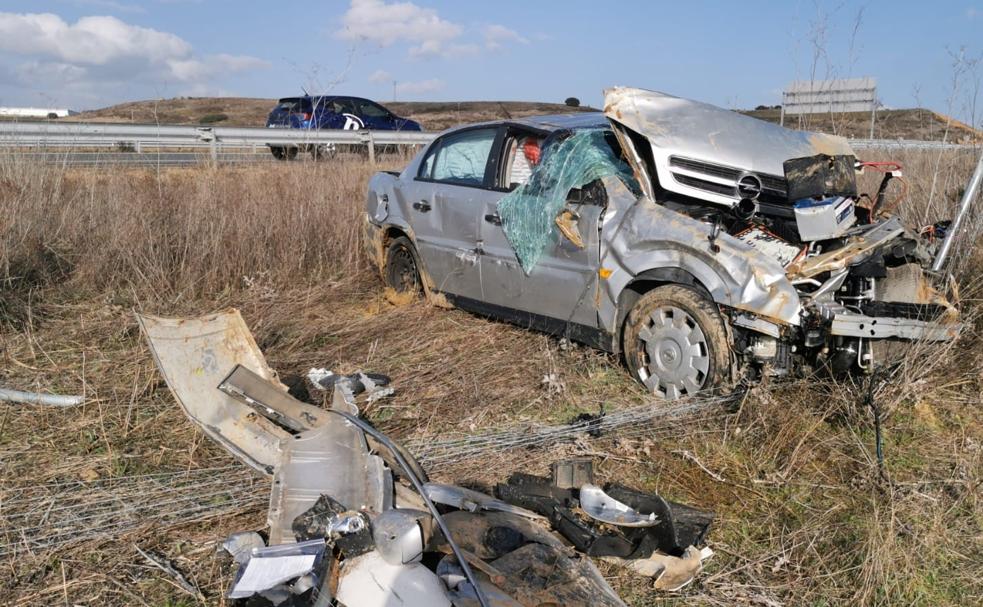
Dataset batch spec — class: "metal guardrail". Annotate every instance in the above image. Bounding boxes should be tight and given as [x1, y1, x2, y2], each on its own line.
[0, 122, 436, 162]
[0, 123, 976, 166]
[849, 138, 977, 151]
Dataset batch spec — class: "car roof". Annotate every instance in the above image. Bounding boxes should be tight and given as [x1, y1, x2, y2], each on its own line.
[450, 112, 608, 134]
[277, 95, 374, 103]
[509, 112, 608, 131]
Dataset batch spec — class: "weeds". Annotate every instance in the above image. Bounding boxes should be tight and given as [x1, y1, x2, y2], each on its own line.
[0, 150, 981, 605]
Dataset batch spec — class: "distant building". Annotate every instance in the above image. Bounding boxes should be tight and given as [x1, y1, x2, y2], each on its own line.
[0, 107, 79, 119]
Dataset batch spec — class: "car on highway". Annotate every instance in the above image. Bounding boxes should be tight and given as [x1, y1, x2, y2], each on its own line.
[363, 86, 961, 398]
[266, 95, 422, 160]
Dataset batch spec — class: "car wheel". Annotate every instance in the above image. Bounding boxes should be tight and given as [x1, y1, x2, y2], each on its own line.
[283, 147, 298, 161]
[270, 146, 285, 160]
[622, 285, 729, 399]
[311, 144, 337, 161]
[384, 236, 422, 293]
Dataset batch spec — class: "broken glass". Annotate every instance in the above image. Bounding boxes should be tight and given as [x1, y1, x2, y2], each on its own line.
[497, 129, 637, 273]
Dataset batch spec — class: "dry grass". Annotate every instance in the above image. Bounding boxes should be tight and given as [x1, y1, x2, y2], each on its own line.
[0, 148, 981, 606]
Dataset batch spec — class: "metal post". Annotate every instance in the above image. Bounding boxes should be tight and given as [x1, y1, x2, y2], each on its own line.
[931, 149, 983, 272]
[367, 131, 376, 164]
[209, 138, 218, 163]
[869, 103, 876, 140]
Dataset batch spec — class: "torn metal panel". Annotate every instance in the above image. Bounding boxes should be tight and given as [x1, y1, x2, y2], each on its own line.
[266, 407, 390, 545]
[336, 550, 453, 607]
[603, 86, 855, 209]
[828, 312, 960, 342]
[136, 309, 289, 474]
[219, 364, 326, 433]
[597, 177, 802, 329]
[786, 217, 905, 279]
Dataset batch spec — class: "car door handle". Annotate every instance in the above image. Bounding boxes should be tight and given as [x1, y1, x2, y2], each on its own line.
[484, 213, 502, 226]
[412, 201, 431, 212]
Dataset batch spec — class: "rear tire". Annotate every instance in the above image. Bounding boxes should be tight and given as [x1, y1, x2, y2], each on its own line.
[622, 285, 729, 399]
[384, 236, 422, 293]
[270, 146, 285, 160]
[311, 144, 337, 161]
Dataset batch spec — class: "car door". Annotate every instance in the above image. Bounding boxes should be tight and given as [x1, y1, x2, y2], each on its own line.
[478, 129, 603, 329]
[400, 126, 502, 300]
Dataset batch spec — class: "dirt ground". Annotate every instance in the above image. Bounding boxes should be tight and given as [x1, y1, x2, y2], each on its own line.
[1, 151, 981, 606]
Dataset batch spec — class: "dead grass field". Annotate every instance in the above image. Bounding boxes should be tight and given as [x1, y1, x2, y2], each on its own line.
[1, 148, 981, 606]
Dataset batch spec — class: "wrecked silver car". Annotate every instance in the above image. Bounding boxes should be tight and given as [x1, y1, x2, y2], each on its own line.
[364, 87, 961, 398]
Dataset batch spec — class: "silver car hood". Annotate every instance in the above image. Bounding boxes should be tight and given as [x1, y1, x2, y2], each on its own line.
[603, 87, 856, 207]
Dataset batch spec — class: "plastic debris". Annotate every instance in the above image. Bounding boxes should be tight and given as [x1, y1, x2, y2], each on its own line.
[0, 387, 84, 407]
[228, 539, 326, 600]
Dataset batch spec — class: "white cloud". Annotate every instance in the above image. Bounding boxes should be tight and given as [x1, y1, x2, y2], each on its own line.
[968, 7, 979, 19]
[395, 78, 444, 95]
[368, 68, 392, 83]
[0, 12, 268, 106]
[338, 0, 525, 59]
[338, 0, 460, 57]
[0, 13, 190, 65]
[483, 24, 527, 51]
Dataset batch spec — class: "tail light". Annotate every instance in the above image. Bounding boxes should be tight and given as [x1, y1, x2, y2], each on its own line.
[302, 112, 312, 121]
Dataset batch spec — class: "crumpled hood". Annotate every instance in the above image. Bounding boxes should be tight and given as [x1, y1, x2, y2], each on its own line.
[603, 86, 856, 207]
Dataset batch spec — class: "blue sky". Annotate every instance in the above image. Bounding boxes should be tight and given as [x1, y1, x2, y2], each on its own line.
[0, 0, 980, 125]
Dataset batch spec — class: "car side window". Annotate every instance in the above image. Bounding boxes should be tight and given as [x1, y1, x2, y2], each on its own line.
[356, 100, 389, 118]
[423, 128, 497, 187]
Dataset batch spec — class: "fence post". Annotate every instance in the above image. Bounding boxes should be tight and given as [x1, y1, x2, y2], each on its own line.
[931, 150, 983, 272]
[368, 131, 376, 164]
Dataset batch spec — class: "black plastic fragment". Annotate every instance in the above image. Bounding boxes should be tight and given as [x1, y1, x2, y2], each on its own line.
[784, 154, 858, 201]
[292, 494, 374, 557]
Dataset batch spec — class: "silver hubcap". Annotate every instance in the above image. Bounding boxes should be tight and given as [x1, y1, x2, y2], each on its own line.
[636, 305, 710, 399]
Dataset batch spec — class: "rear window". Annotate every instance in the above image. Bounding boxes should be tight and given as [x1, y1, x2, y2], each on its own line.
[275, 98, 313, 113]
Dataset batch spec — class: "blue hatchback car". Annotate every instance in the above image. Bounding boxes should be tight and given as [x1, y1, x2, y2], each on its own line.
[266, 95, 422, 160]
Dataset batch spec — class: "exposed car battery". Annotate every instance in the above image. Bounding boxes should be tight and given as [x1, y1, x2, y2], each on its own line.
[793, 196, 857, 241]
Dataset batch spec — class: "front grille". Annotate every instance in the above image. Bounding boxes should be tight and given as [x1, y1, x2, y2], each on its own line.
[670, 155, 789, 202]
[672, 174, 737, 197]
[669, 156, 741, 180]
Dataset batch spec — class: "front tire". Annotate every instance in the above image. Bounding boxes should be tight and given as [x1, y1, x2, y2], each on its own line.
[384, 236, 422, 293]
[622, 285, 729, 399]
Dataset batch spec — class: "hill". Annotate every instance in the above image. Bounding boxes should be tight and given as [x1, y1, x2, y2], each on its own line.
[743, 107, 981, 143]
[67, 96, 982, 140]
[71, 97, 594, 131]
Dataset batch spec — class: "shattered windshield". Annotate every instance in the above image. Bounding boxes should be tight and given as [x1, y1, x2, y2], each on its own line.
[497, 128, 638, 273]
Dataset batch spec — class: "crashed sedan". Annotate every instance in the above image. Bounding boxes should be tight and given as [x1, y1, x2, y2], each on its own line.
[365, 87, 961, 398]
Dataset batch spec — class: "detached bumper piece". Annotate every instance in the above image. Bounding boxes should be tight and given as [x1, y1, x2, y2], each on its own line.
[140, 309, 719, 606]
[495, 464, 713, 560]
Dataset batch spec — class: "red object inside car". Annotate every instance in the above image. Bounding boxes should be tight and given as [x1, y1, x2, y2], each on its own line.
[523, 139, 542, 165]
